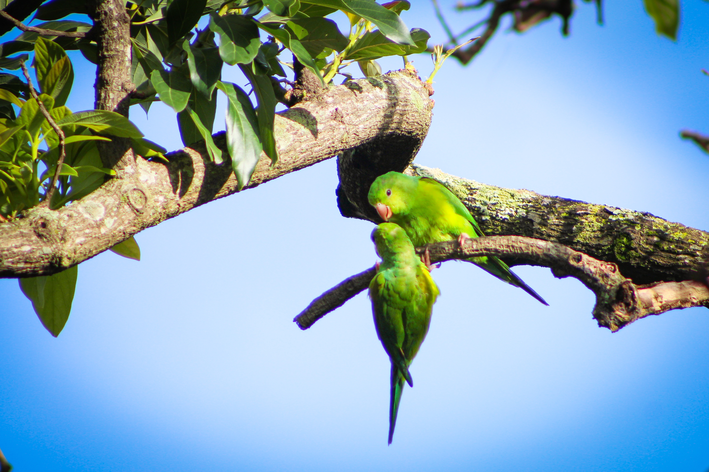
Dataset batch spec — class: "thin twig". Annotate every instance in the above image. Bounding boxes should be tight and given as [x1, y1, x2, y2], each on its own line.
[0, 10, 88, 38]
[680, 130, 709, 155]
[432, 0, 458, 45]
[294, 236, 709, 332]
[0, 445, 11, 472]
[20, 61, 66, 208]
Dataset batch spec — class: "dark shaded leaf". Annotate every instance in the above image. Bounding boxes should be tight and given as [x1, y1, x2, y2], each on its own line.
[239, 64, 278, 163]
[257, 23, 323, 84]
[36, 0, 89, 20]
[217, 81, 262, 189]
[166, 0, 208, 45]
[185, 107, 223, 163]
[182, 39, 222, 99]
[19, 265, 78, 337]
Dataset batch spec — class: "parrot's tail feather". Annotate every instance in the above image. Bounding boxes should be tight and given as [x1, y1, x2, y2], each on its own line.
[388, 367, 406, 445]
[471, 256, 548, 306]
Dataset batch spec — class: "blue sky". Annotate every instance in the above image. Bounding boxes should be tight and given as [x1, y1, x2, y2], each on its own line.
[2, 2, 709, 471]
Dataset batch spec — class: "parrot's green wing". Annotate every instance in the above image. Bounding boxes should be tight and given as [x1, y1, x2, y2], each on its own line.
[370, 271, 414, 387]
[416, 177, 547, 305]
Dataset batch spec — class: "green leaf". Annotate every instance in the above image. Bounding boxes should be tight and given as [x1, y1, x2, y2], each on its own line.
[643, 0, 679, 40]
[240, 64, 278, 163]
[36, 0, 90, 20]
[382, 0, 410, 15]
[0, 54, 30, 70]
[17, 95, 55, 139]
[166, 0, 208, 46]
[286, 17, 348, 56]
[0, 88, 23, 108]
[177, 86, 217, 147]
[19, 265, 78, 337]
[57, 110, 144, 138]
[358, 59, 381, 77]
[130, 137, 167, 159]
[264, 0, 301, 16]
[301, 0, 414, 45]
[257, 23, 324, 84]
[217, 81, 262, 189]
[63, 135, 111, 145]
[33, 37, 74, 107]
[345, 28, 429, 61]
[0, 124, 22, 147]
[150, 68, 192, 112]
[186, 108, 223, 164]
[182, 40, 223, 99]
[209, 13, 261, 65]
[110, 235, 141, 261]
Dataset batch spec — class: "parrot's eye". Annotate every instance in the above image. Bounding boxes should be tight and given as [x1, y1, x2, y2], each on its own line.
[386, 189, 392, 197]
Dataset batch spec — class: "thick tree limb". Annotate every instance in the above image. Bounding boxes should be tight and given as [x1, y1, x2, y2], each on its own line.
[0, 71, 434, 278]
[294, 236, 709, 331]
[408, 165, 709, 285]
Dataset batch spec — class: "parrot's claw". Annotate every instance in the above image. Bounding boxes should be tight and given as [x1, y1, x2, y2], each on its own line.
[457, 232, 471, 246]
[422, 248, 439, 272]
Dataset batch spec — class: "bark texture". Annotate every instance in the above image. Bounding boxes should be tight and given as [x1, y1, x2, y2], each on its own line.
[0, 70, 434, 278]
[409, 165, 709, 285]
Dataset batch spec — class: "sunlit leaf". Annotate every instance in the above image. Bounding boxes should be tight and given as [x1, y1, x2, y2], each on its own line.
[286, 17, 348, 56]
[264, 0, 301, 16]
[209, 13, 261, 65]
[19, 265, 78, 337]
[643, 0, 679, 40]
[110, 235, 141, 261]
[150, 68, 192, 112]
[345, 28, 429, 61]
[301, 0, 414, 45]
[33, 37, 74, 107]
[57, 110, 144, 138]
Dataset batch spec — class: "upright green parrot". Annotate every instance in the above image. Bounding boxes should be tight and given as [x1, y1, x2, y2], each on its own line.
[369, 222, 440, 445]
[368, 171, 547, 305]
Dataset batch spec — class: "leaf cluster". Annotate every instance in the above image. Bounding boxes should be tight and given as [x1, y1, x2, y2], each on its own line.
[0, 0, 431, 336]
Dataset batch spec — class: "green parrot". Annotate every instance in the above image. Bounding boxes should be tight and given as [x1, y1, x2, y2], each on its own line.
[369, 222, 440, 445]
[368, 171, 547, 306]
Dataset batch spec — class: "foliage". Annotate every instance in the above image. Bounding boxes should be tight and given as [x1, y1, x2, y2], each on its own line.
[0, 0, 429, 336]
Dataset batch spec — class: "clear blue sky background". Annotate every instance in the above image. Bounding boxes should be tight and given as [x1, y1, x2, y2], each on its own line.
[2, 2, 709, 471]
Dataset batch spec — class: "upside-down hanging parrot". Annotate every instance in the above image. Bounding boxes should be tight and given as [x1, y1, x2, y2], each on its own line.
[368, 171, 547, 305]
[369, 222, 440, 445]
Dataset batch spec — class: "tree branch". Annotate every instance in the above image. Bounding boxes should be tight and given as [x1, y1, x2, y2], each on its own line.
[0, 10, 88, 38]
[409, 165, 709, 285]
[294, 236, 709, 331]
[0, 70, 434, 278]
[20, 61, 66, 208]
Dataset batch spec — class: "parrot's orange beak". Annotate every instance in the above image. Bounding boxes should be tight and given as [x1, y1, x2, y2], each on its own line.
[375, 203, 392, 221]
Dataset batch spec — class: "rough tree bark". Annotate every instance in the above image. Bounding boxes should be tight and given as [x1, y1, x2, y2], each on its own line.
[0, 71, 434, 277]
